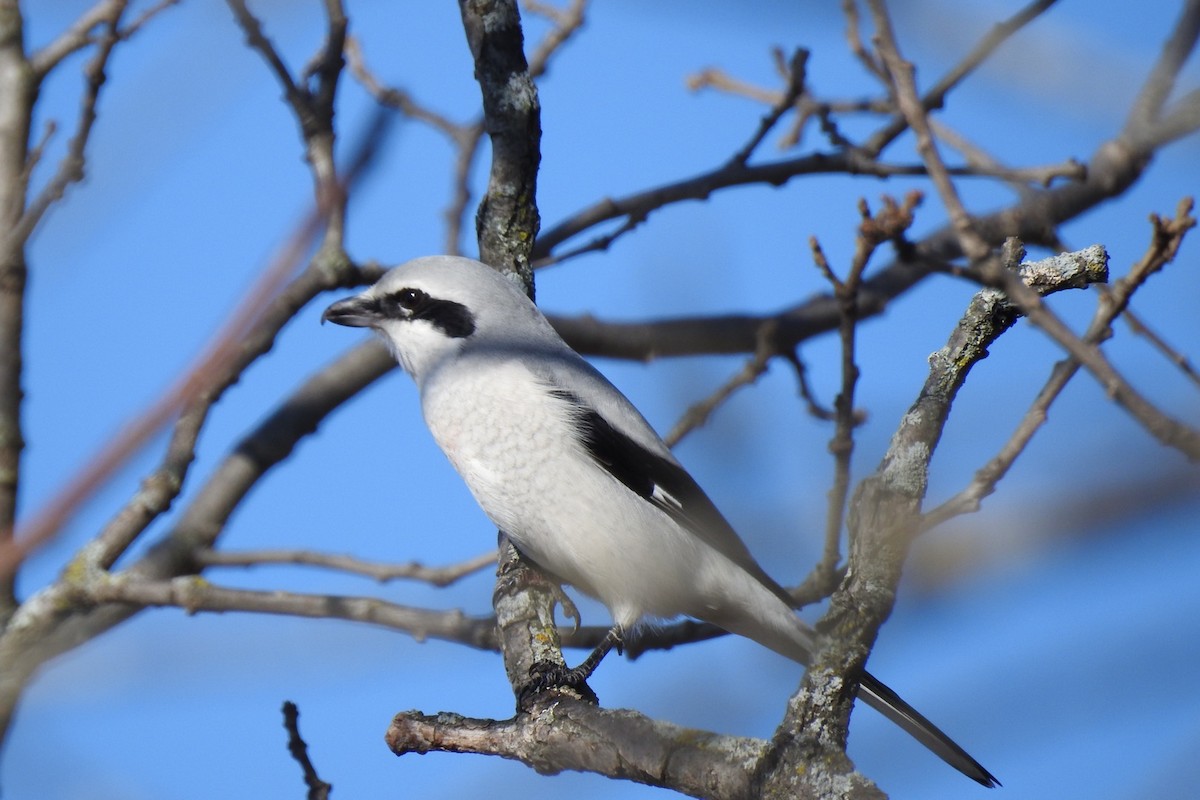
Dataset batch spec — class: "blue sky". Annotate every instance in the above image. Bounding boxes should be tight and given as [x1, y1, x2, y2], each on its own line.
[7, 1, 1200, 798]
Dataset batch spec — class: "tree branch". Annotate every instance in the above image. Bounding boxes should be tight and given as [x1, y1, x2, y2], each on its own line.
[386, 702, 771, 800]
[0, 0, 36, 619]
[769, 239, 1108, 787]
[197, 547, 497, 586]
[81, 574, 499, 649]
[458, 0, 542, 284]
[282, 702, 333, 800]
[1125, 0, 1200, 143]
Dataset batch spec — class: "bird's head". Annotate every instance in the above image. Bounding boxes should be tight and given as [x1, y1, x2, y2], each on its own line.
[322, 255, 552, 380]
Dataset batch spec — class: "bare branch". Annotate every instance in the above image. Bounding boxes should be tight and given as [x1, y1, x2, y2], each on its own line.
[932, 118, 1084, 195]
[533, 149, 1083, 267]
[85, 575, 500, 649]
[282, 702, 332, 800]
[989, 247, 1200, 461]
[807, 194, 920, 598]
[524, 0, 587, 79]
[198, 547, 498, 587]
[345, 36, 465, 138]
[536, 1, 1179, 368]
[0, 112, 388, 580]
[9, 11, 122, 253]
[387, 702, 782, 800]
[922, 244, 1117, 529]
[861, 0, 1060, 156]
[29, 0, 120, 77]
[773, 240, 1110, 777]
[1153, 86, 1200, 146]
[1125, 0, 1200, 143]
[0, 191, 328, 579]
[663, 321, 778, 447]
[1120, 306, 1200, 389]
[458, 0, 542, 282]
[869, 0, 990, 261]
[931, 201, 1200, 518]
[0, 0, 36, 616]
[841, 0, 888, 84]
[728, 48, 808, 166]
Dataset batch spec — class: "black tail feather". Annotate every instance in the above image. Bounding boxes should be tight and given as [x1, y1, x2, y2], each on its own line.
[858, 671, 1000, 788]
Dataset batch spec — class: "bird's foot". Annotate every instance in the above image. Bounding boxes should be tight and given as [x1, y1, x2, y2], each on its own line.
[517, 660, 600, 711]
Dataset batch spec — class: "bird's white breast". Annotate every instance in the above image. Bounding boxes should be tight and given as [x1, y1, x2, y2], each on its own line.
[418, 353, 715, 628]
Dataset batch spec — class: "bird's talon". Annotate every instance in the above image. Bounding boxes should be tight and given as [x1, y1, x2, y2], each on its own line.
[517, 661, 600, 710]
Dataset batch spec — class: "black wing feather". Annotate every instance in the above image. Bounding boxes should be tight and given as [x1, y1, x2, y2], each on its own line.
[549, 388, 794, 608]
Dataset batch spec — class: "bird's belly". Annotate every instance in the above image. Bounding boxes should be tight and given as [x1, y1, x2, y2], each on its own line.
[421, 368, 701, 627]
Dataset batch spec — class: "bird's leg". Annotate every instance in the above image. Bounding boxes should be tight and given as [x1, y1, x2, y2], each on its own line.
[517, 626, 624, 711]
[569, 625, 623, 680]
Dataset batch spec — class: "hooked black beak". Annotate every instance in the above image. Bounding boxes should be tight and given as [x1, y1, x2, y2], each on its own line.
[322, 296, 380, 328]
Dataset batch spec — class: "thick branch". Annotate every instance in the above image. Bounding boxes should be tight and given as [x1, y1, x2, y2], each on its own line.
[458, 0, 541, 284]
[387, 702, 766, 800]
[770, 242, 1108, 779]
[0, 0, 34, 617]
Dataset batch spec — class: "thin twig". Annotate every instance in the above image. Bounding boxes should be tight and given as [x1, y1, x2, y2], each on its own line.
[1120, 306, 1200, 389]
[869, 0, 991, 261]
[868, 3, 1190, 459]
[524, 0, 588, 79]
[687, 66, 783, 104]
[345, 36, 465, 137]
[344, 35, 488, 255]
[29, 0, 120, 77]
[932, 118, 1084, 193]
[197, 548, 498, 587]
[923, 206, 1195, 528]
[225, 0, 306, 123]
[664, 321, 779, 447]
[534, 151, 1086, 268]
[728, 48, 808, 166]
[0, 57, 386, 581]
[783, 351, 838, 422]
[841, 0, 888, 84]
[987, 230, 1200, 461]
[82, 574, 500, 648]
[118, 0, 182, 40]
[282, 702, 332, 800]
[808, 194, 918, 596]
[9, 14, 123, 253]
[861, 0, 1061, 157]
[444, 122, 486, 254]
[1125, 0, 1200, 139]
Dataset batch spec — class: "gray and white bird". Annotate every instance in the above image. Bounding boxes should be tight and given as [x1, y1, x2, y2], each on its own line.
[323, 255, 998, 787]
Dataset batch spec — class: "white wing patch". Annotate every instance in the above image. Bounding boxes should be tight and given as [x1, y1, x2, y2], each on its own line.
[650, 483, 683, 511]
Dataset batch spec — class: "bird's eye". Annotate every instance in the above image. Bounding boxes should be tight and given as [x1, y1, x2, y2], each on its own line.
[395, 287, 425, 309]
[377, 287, 430, 319]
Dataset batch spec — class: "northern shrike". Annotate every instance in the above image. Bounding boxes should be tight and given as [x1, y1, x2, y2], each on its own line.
[323, 255, 997, 787]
